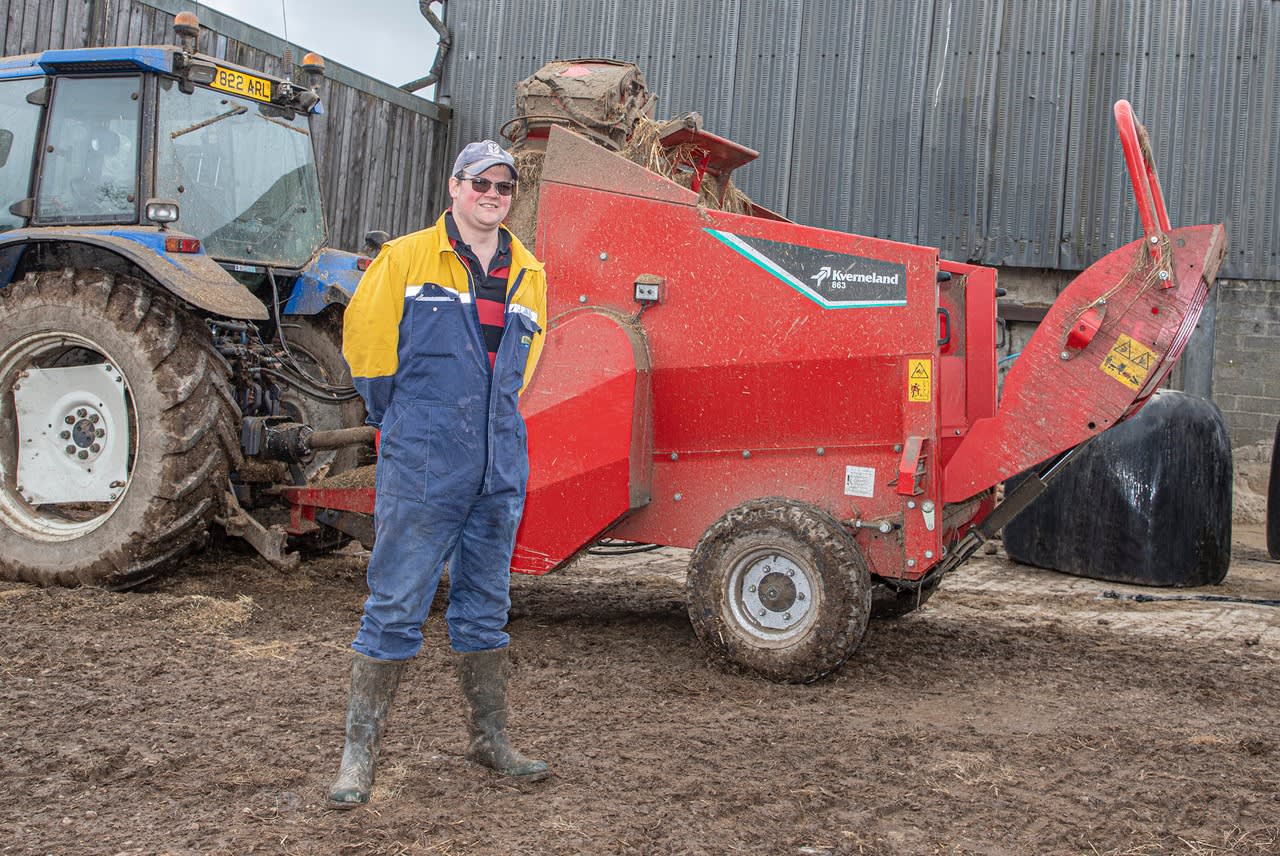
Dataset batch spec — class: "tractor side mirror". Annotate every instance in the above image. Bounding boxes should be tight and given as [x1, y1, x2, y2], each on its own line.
[364, 229, 390, 256]
[0, 129, 12, 169]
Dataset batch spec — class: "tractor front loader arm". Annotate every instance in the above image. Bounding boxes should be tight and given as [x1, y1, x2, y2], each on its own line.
[940, 100, 1228, 507]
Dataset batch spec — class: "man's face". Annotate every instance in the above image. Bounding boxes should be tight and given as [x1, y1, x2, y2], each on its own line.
[449, 164, 515, 235]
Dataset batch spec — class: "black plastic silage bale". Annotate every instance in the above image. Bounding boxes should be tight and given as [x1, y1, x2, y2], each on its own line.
[1002, 389, 1232, 587]
[1266, 418, 1280, 559]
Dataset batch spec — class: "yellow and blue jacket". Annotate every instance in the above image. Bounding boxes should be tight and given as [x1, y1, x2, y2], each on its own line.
[342, 213, 548, 429]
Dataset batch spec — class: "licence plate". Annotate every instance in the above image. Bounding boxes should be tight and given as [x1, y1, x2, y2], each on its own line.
[210, 66, 273, 103]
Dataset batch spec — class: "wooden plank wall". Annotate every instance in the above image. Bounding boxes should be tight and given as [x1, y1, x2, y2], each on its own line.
[0, 0, 450, 252]
[0, 0, 92, 54]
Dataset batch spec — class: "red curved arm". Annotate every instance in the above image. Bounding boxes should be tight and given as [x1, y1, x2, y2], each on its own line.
[1114, 100, 1172, 237]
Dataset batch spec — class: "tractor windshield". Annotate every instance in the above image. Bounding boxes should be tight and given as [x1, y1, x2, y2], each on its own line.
[155, 77, 325, 268]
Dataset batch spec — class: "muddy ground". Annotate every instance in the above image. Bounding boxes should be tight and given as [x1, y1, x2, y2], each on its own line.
[3, 525, 1279, 856]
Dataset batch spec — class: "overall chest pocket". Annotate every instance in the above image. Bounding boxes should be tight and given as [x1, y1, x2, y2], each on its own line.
[406, 286, 470, 357]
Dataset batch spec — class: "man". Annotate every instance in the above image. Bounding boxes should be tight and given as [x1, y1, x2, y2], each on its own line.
[329, 140, 549, 809]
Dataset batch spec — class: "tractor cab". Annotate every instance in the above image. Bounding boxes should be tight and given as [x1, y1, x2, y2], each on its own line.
[0, 39, 328, 271]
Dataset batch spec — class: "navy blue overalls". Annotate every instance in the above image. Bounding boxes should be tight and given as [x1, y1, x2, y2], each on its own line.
[349, 231, 543, 661]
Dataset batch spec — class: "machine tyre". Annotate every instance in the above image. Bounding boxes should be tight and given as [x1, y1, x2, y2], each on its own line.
[686, 498, 871, 683]
[869, 575, 941, 620]
[278, 310, 365, 480]
[0, 269, 239, 588]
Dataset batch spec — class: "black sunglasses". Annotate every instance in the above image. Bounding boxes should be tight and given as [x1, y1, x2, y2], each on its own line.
[457, 175, 517, 197]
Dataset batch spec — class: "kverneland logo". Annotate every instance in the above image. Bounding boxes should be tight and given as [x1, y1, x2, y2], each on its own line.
[809, 266, 901, 289]
[705, 227, 908, 309]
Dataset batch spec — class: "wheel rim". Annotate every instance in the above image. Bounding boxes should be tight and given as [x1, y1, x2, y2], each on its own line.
[726, 548, 817, 643]
[0, 331, 135, 541]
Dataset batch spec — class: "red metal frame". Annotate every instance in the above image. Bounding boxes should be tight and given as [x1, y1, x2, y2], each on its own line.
[658, 125, 759, 202]
[936, 259, 998, 470]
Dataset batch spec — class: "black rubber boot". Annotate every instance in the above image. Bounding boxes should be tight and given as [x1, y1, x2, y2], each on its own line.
[327, 652, 406, 809]
[456, 647, 549, 781]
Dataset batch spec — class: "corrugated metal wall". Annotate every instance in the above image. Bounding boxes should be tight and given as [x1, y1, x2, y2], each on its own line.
[0, 0, 451, 252]
[444, 0, 1277, 281]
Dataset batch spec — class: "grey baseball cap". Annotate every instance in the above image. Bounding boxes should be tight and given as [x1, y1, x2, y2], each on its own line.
[452, 139, 517, 180]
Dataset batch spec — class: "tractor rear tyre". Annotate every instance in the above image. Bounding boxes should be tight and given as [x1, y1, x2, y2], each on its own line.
[278, 310, 365, 480]
[0, 269, 239, 588]
[686, 498, 872, 683]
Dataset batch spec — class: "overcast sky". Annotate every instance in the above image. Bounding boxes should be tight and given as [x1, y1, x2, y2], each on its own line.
[200, 0, 440, 95]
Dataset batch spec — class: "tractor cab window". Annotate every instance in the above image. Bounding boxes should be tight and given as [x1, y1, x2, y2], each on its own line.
[155, 78, 326, 268]
[0, 78, 44, 232]
[35, 76, 140, 223]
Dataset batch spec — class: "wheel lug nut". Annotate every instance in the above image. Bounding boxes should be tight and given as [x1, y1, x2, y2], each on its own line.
[65, 445, 76, 455]
[748, 585, 756, 593]
[787, 569, 795, 577]
[797, 593, 806, 601]
[89, 413, 100, 424]
[758, 609, 766, 617]
[77, 450, 88, 459]
[64, 415, 75, 425]
[59, 430, 70, 440]
[784, 613, 792, 621]
[76, 408, 87, 418]
[95, 429, 105, 438]
[90, 443, 101, 453]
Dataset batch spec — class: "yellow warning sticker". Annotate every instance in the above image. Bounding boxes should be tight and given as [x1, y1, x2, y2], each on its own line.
[1101, 334, 1158, 390]
[908, 359, 932, 402]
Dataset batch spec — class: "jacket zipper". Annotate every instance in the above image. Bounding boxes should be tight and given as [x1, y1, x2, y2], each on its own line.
[481, 262, 529, 493]
[448, 248, 495, 377]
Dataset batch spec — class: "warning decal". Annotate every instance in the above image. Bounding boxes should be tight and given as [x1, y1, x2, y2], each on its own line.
[1101, 334, 1157, 390]
[908, 359, 932, 402]
[844, 465, 876, 498]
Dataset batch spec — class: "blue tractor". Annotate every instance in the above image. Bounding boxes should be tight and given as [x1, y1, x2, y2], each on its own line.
[0, 14, 372, 587]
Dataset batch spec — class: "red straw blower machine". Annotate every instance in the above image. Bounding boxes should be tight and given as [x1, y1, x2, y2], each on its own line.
[288, 101, 1226, 682]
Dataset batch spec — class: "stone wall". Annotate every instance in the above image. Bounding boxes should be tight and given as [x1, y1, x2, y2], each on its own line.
[1213, 279, 1280, 450]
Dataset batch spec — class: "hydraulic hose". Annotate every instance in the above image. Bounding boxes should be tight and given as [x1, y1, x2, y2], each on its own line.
[257, 366, 361, 402]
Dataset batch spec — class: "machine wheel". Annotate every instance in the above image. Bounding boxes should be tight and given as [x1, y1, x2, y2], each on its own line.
[277, 310, 364, 480]
[686, 498, 872, 683]
[869, 575, 941, 620]
[0, 269, 239, 587]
